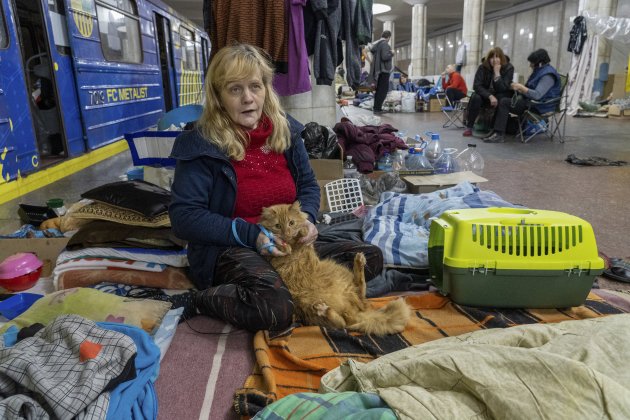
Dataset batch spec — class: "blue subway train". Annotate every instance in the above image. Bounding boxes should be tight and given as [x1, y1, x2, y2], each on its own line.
[0, 0, 208, 191]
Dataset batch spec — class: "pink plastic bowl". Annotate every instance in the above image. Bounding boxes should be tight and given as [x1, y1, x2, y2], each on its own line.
[0, 253, 44, 292]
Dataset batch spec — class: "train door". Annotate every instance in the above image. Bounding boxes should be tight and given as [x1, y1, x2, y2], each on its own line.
[0, 0, 40, 181]
[154, 13, 176, 112]
[11, 0, 83, 164]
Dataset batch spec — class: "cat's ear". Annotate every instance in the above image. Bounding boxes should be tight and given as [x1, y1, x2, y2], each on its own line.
[291, 201, 302, 211]
[260, 206, 274, 221]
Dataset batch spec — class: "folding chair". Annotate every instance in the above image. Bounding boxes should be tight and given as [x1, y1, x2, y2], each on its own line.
[436, 92, 467, 129]
[514, 74, 568, 144]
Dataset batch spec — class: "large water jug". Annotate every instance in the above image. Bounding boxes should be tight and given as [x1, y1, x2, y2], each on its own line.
[456, 143, 485, 176]
[424, 131, 442, 164]
[405, 148, 433, 170]
[433, 148, 458, 174]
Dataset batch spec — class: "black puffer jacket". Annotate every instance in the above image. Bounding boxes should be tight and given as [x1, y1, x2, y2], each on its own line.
[472, 63, 514, 100]
[568, 16, 588, 55]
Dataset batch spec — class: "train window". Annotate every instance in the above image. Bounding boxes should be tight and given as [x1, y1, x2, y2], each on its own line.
[180, 26, 197, 71]
[201, 37, 209, 71]
[0, 2, 8, 49]
[48, 0, 70, 55]
[95, 0, 142, 63]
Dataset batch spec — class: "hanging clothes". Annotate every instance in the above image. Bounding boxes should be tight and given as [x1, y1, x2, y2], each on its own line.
[568, 16, 588, 55]
[273, 0, 312, 96]
[303, 0, 342, 85]
[354, 0, 373, 46]
[204, 0, 289, 73]
[340, 0, 361, 89]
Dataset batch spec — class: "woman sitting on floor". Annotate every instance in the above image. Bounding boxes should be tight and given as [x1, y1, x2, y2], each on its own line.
[168, 44, 382, 332]
[396, 74, 416, 92]
[462, 47, 514, 137]
[482, 48, 561, 143]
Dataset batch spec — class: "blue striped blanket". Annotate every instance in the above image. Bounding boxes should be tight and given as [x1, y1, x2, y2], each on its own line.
[362, 182, 520, 267]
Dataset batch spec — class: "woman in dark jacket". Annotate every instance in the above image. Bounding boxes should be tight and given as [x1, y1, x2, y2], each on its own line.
[462, 47, 514, 136]
[482, 48, 561, 143]
[169, 44, 382, 332]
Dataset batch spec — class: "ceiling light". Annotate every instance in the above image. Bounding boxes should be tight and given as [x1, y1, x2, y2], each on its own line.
[490, 41, 494, 46]
[373, 3, 391, 14]
[502, 33, 509, 39]
[529, 33, 533, 39]
[546, 26, 555, 32]
[519, 28, 525, 35]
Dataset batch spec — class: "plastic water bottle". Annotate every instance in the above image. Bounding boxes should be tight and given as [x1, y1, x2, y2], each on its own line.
[378, 152, 393, 171]
[456, 144, 485, 176]
[343, 155, 358, 177]
[392, 150, 406, 171]
[424, 132, 442, 164]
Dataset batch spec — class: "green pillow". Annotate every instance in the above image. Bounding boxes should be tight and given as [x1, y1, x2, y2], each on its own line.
[1, 288, 172, 335]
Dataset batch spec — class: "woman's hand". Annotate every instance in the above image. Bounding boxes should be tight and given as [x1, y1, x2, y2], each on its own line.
[489, 95, 498, 107]
[511, 82, 526, 94]
[256, 232, 288, 257]
[299, 220, 318, 245]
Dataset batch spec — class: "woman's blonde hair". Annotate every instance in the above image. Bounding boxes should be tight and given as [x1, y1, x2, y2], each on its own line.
[198, 44, 290, 160]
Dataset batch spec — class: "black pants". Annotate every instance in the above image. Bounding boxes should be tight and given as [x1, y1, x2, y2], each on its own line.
[373, 72, 390, 112]
[465, 93, 511, 129]
[195, 241, 383, 332]
[445, 88, 465, 106]
[493, 96, 530, 134]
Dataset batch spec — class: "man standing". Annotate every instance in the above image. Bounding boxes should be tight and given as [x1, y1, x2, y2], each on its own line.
[368, 30, 394, 114]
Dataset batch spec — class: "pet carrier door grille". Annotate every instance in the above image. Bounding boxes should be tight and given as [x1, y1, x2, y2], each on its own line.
[471, 224, 584, 257]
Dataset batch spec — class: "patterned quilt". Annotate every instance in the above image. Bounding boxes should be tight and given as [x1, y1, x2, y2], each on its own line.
[362, 182, 520, 267]
[234, 291, 627, 417]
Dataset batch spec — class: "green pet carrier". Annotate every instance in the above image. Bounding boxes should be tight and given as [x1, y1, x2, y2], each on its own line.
[428, 208, 604, 308]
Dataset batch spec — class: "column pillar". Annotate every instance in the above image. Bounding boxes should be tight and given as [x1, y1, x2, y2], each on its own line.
[382, 20, 396, 66]
[461, 0, 485, 84]
[410, 2, 428, 77]
[279, 57, 337, 127]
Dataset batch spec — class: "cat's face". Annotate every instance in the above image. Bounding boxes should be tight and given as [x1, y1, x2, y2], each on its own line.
[259, 201, 308, 242]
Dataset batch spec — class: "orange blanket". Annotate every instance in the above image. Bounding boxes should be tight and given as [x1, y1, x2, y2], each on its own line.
[234, 291, 628, 417]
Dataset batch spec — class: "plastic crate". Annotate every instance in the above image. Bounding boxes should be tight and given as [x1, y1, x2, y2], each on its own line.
[325, 178, 364, 213]
[124, 131, 178, 167]
[428, 208, 604, 308]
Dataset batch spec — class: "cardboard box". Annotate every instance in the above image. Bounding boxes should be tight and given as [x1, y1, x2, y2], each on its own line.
[608, 104, 623, 116]
[309, 158, 343, 212]
[603, 73, 628, 100]
[429, 98, 441, 112]
[403, 171, 488, 194]
[0, 237, 70, 277]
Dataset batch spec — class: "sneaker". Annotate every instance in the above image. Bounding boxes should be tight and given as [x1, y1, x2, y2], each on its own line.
[483, 132, 505, 143]
[373, 110, 384, 115]
[481, 130, 495, 140]
[462, 128, 473, 137]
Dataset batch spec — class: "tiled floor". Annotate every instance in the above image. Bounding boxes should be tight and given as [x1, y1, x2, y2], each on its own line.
[1, 106, 628, 288]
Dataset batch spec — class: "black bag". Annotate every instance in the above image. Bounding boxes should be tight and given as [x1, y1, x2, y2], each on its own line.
[302, 122, 342, 159]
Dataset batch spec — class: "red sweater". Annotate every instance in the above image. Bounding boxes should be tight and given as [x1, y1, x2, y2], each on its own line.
[232, 117, 296, 223]
[442, 72, 468, 95]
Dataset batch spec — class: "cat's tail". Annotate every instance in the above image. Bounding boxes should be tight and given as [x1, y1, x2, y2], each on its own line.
[349, 298, 411, 336]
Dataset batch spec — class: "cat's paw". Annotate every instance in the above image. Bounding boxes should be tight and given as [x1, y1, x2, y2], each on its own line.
[275, 241, 292, 254]
[313, 302, 330, 316]
[354, 252, 366, 267]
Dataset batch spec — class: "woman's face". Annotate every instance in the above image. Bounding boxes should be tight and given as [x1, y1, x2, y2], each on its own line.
[489, 56, 501, 67]
[220, 71, 266, 130]
[400, 75, 407, 84]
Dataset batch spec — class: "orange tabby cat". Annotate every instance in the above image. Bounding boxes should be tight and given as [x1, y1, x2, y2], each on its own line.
[259, 202, 410, 336]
